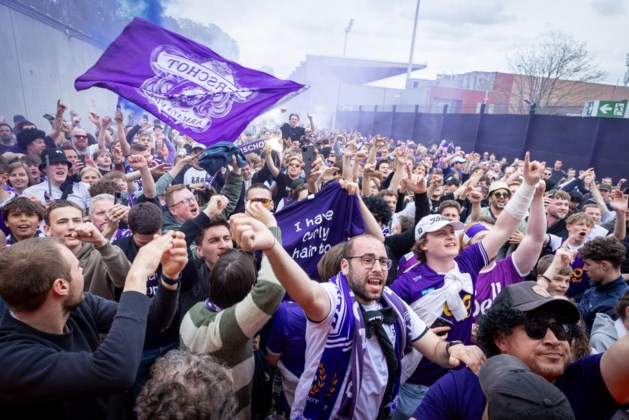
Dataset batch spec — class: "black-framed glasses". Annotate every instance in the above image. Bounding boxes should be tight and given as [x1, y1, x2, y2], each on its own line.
[523, 317, 572, 342]
[346, 255, 392, 270]
[170, 196, 197, 208]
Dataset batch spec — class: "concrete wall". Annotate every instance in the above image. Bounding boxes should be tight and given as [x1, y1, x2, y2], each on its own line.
[0, 3, 116, 129]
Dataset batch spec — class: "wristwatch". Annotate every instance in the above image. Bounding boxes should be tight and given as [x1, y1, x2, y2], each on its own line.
[446, 340, 464, 356]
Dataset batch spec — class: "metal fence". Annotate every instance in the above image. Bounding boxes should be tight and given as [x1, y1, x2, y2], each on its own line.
[335, 106, 629, 182]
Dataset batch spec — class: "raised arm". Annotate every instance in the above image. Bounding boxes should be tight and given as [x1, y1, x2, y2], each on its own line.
[512, 181, 547, 274]
[387, 146, 408, 194]
[608, 190, 627, 241]
[230, 206, 331, 323]
[127, 155, 156, 199]
[97, 116, 112, 150]
[47, 100, 67, 146]
[481, 153, 543, 258]
[263, 144, 280, 178]
[339, 179, 384, 242]
[307, 113, 315, 132]
[114, 111, 132, 156]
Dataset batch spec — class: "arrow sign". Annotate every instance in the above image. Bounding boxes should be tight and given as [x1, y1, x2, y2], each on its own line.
[599, 104, 612, 114]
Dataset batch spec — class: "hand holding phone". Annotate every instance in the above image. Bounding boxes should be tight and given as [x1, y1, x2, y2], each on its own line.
[431, 316, 453, 336]
[115, 191, 129, 206]
[301, 145, 316, 178]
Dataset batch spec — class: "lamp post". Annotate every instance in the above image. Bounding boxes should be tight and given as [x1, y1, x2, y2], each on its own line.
[343, 19, 355, 56]
[406, 0, 421, 85]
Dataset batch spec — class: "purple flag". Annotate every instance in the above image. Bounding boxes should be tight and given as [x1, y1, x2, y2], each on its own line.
[275, 182, 365, 279]
[75, 18, 306, 146]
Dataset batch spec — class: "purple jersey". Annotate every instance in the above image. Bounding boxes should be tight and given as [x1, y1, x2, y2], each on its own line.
[266, 301, 307, 378]
[389, 242, 488, 386]
[546, 235, 590, 297]
[416, 354, 618, 420]
[473, 254, 525, 321]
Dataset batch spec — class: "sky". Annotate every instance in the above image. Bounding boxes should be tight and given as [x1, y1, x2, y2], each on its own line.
[166, 0, 629, 89]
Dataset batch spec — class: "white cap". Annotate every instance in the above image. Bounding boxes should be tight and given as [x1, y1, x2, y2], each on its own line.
[415, 214, 464, 241]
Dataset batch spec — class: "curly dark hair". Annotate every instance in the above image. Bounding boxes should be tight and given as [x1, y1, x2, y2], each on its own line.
[476, 305, 575, 357]
[16, 128, 46, 150]
[135, 350, 237, 420]
[578, 236, 626, 268]
[361, 194, 392, 226]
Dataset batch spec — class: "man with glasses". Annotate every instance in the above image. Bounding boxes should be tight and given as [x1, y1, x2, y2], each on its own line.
[415, 281, 629, 419]
[163, 184, 200, 231]
[230, 213, 485, 419]
[71, 128, 99, 158]
[246, 183, 275, 212]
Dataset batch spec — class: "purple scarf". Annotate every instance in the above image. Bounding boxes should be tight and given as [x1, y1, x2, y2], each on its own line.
[301, 272, 414, 419]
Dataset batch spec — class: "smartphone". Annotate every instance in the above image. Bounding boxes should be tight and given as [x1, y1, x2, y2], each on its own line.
[431, 317, 453, 336]
[43, 113, 55, 122]
[114, 191, 129, 206]
[116, 105, 122, 112]
[78, 155, 86, 166]
[301, 144, 316, 178]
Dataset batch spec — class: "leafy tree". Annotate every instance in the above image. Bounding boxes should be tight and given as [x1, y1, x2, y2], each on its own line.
[507, 32, 605, 114]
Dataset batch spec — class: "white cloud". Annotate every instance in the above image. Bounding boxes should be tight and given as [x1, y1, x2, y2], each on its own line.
[165, 0, 629, 85]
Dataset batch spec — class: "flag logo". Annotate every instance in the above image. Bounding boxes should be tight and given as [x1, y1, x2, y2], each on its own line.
[140, 45, 254, 133]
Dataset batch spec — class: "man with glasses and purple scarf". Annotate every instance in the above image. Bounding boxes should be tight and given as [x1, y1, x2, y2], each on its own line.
[414, 281, 629, 419]
[229, 212, 486, 420]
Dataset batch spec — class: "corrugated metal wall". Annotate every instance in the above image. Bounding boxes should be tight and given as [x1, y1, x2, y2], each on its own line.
[0, 3, 116, 128]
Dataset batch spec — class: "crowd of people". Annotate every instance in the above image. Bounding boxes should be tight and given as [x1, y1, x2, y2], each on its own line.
[0, 100, 628, 419]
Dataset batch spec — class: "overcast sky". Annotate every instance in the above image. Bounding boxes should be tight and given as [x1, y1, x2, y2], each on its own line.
[167, 0, 627, 88]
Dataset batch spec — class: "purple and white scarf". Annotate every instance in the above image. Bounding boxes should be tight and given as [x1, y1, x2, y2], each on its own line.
[301, 272, 414, 419]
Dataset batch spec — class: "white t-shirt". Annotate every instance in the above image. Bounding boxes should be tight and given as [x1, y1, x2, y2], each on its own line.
[23, 181, 91, 212]
[183, 167, 209, 186]
[291, 282, 426, 419]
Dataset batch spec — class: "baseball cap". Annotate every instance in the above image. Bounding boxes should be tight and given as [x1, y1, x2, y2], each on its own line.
[488, 181, 510, 196]
[451, 156, 466, 164]
[444, 175, 460, 186]
[598, 183, 612, 192]
[480, 354, 575, 420]
[491, 282, 580, 324]
[191, 142, 205, 151]
[415, 214, 464, 241]
[39, 148, 71, 170]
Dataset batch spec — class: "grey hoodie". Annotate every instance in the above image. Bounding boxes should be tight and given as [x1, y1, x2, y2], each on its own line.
[589, 313, 628, 353]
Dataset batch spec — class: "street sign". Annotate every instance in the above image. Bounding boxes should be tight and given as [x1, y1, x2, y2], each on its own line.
[582, 100, 628, 118]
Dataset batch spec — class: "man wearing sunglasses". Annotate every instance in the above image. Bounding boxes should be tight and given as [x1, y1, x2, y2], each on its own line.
[391, 154, 543, 418]
[414, 281, 629, 419]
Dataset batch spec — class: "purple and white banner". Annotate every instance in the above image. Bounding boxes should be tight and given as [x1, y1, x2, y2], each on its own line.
[275, 182, 366, 279]
[237, 138, 267, 155]
[75, 18, 305, 146]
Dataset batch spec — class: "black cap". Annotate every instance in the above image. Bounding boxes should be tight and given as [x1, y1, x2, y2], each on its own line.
[480, 354, 575, 419]
[444, 175, 460, 187]
[492, 282, 580, 324]
[39, 148, 71, 170]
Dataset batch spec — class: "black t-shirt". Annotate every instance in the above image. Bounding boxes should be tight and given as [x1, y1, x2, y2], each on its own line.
[280, 123, 305, 142]
[273, 172, 299, 206]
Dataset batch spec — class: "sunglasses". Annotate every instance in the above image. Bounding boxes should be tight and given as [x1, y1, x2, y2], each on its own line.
[248, 198, 273, 208]
[493, 192, 510, 199]
[73, 135, 87, 139]
[523, 317, 572, 342]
